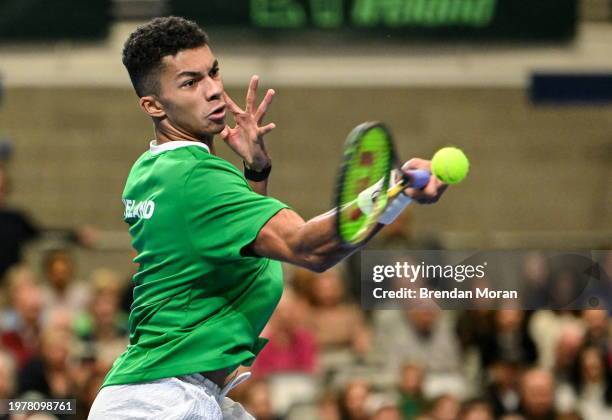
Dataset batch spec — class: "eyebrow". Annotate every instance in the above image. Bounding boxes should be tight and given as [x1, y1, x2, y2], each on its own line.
[175, 60, 219, 80]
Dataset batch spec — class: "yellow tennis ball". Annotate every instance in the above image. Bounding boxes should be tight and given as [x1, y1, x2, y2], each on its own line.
[431, 147, 469, 184]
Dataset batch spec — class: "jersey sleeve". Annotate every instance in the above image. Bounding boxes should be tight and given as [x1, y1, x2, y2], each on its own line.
[182, 159, 289, 262]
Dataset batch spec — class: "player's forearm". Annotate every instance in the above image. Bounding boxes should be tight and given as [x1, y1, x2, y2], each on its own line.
[293, 210, 382, 272]
[253, 208, 382, 272]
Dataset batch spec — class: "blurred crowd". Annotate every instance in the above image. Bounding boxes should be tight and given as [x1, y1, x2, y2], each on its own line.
[0, 164, 611, 420]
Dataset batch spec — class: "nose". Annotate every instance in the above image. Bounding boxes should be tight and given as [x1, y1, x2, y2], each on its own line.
[204, 76, 223, 102]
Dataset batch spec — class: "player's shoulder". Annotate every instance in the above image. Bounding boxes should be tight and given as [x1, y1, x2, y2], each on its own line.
[181, 155, 250, 198]
[185, 152, 244, 180]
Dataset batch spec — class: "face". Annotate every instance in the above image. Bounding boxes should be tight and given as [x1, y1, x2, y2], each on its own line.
[47, 253, 74, 289]
[245, 382, 273, 420]
[312, 270, 344, 307]
[431, 395, 460, 420]
[400, 364, 424, 394]
[581, 347, 604, 382]
[520, 371, 553, 416]
[343, 380, 369, 418]
[148, 45, 226, 139]
[461, 404, 494, 420]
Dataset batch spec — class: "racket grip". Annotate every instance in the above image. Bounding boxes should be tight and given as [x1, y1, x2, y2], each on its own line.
[404, 169, 430, 189]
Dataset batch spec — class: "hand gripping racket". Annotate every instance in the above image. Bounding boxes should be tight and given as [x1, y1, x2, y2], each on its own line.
[335, 122, 430, 245]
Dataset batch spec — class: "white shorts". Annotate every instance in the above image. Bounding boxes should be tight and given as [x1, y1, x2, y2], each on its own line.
[88, 372, 254, 420]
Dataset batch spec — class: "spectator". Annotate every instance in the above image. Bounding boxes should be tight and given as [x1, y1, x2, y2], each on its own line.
[75, 268, 127, 372]
[40, 248, 90, 315]
[456, 309, 494, 353]
[479, 309, 537, 369]
[252, 288, 318, 378]
[522, 252, 551, 308]
[241, 379, 282, 420]
[458, 399, 494, 420]
[552, 325, 584, 383]
[428, 394, 461, 420]
[518, 368, 557, 420]
[0, 166, 97, 281]
[318, 390, 341, 420]
[373, 306, 462, 375]
[339, 379, 371, 420]
[485, 361, 521, 417]
[568, 346, 612, 419]
[581, 310, 610, 351]
[306, 268, 370, 357]
[373, 405, 402, 420]
[529, 310, 582, 370]
[0, 266, 44, 368]
[18, 328, 78, 420]
[398, 363, 427, 419]
[0, 167, 38, 280]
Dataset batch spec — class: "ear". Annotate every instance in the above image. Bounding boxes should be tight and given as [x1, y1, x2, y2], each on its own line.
[139, 95, 166, 118]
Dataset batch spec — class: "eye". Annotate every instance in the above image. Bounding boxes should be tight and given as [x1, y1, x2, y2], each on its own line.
[182, 79, 196, 88]
[210, 67, 220, 78]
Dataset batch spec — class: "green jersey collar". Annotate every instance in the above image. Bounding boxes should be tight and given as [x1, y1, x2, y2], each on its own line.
[149, 140, 210, 155]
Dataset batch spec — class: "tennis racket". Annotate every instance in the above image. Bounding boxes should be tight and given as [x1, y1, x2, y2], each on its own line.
[335, 122, 430, 245]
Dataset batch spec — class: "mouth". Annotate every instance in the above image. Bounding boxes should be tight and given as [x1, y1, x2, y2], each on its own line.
[208, 104, 226, 122]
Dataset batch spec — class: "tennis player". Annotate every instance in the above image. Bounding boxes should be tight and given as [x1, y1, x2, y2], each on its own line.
[88, 16, 446, 420]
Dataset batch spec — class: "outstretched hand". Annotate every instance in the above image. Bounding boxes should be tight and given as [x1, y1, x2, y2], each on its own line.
[400, 158, 447, 204]
[221, 75, 276, 171]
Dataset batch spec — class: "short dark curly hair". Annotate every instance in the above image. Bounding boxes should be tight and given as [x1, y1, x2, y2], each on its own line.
[122, 16, 209, 97]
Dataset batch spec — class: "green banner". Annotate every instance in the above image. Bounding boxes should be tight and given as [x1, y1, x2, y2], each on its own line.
[171, 0, 577, 41]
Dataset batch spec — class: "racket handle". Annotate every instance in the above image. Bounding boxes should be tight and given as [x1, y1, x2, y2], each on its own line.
[387, 169, 431, 199]
[405, 169, 431, 189]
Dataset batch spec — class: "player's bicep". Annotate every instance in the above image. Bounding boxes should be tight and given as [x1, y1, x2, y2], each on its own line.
[250, 208, 308, 265]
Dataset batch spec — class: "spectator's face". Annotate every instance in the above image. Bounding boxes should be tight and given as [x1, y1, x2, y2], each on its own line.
[554, 328, 583, 369]
[46, 308, 74, 334]
[46, 254, 74, 289]
[42, 331, 71, 369]
[92, 293, 119, 328]
[14, 283, 43, 325]
[373, 406, 401, 420]
[244, 382, 274, 420]
[490, 362, 518, 388]
[400, 364, 424, 394]
[520, 371, 554, 417]
[460, 403, 494, 420]
[406, 309, 439, 335]
[495, 309, 523, 332]
[582, 309, 608, 339]
[551, 271, 578, 306]
[318, 395, 341, 420]
[312, 270, 344, 307]
[581, 347, 604, 383]
[430, 395, 461, 420]
[343, 380, 370, 420]
[522, 253, 549, 285]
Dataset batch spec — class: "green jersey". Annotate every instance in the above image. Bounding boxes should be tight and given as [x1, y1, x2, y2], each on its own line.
[103, 140, 288, 386]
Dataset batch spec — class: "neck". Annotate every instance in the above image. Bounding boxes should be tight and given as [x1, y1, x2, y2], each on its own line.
[154, 119, 215, 154]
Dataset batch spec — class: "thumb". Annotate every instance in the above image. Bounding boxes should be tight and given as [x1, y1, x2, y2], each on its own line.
[220, 125, 230, 140]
